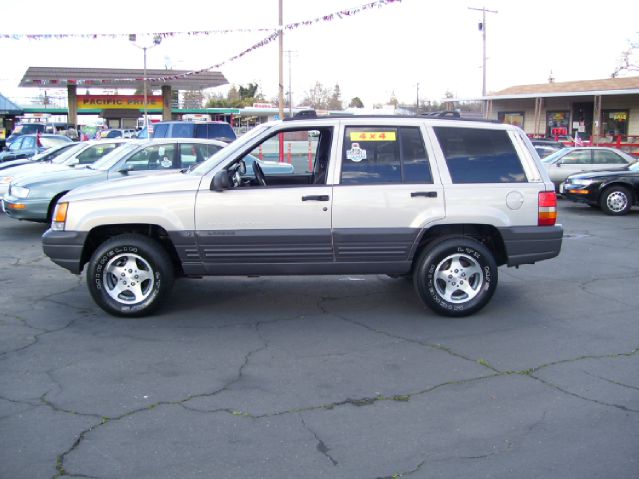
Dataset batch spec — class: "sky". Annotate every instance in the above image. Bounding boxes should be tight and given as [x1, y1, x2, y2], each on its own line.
[1, 0, 638, 109]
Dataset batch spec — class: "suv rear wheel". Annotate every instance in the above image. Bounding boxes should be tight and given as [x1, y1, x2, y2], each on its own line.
[413, 237, 497, 317]
[86, 234, 174, 317]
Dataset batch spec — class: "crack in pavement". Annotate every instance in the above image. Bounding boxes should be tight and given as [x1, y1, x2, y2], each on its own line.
[529, 375, 639, 413]
[376, 459, 426, 478]
[316, 296, 502, 374]
[583, 371, 639, 391]
[51, 320, 274, 478]
[0, 316, 79, 360]
[299, 414, 339, 466]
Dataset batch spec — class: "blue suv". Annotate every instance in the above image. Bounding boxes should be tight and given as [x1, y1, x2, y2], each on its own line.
[152, 121, 236, 143]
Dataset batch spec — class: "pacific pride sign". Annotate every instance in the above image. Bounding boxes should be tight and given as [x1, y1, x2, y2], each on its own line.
[78, 95, 163, 110]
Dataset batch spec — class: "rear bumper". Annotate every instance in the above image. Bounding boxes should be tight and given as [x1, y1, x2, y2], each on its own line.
[499, 225, 563, 266]
[42, 229, 88, 274]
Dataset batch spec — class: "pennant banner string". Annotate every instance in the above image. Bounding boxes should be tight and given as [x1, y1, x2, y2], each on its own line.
[1, 0, 400, 41]
[20, 0, 401, 85]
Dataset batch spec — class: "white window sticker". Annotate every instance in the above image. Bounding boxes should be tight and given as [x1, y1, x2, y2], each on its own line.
[161, 158, 172, 168]
[346, 143, 367, 162]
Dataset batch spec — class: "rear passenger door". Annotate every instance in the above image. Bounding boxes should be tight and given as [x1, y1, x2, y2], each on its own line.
[331, 123, 445, 265]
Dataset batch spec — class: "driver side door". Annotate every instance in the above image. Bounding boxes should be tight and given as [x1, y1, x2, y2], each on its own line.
[194, 127, 335, 275]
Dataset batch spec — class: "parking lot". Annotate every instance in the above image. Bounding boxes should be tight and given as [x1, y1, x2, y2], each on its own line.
[1, 201, 638, 479]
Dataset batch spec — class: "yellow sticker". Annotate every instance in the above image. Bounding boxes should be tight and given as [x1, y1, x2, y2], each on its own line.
[349, 131, 396, 142]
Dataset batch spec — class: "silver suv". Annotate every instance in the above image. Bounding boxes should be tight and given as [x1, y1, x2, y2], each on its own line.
[43, 114, 562, 317]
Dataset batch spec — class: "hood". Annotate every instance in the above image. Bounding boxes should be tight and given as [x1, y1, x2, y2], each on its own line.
[13, 166, 102, 188]
[64, 171, 204, 202]
[567, 167, 637, 181]
[1, 162, 73, 180]
[0, 158, 32, 170]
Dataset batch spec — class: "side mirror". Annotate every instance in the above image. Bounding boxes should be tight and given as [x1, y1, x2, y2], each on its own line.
[68, 158, 80, 166]
[211, 170, 230, 192]
[118, 164, 135, 175]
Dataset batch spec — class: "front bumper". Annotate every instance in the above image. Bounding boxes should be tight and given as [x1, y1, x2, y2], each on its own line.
[42, 229, 88, 274]
[499, 225, 563, 266]
[561, 183, 599, 204]
[2, 194, 50, 221]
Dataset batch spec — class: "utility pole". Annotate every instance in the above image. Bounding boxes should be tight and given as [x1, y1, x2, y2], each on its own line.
[416, 83, 420, 114]
[285, 50, 296, 117]
[469, 6, 497, 99]
[278, 0, 285, 120]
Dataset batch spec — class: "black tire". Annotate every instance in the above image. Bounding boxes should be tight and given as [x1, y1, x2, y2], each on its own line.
[413, 237, 498, 317]
[86, 234, 174, 317]
[599, 186, 633, 216]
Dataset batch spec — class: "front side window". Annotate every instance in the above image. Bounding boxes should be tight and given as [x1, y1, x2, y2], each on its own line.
[561, 150, 591, 165]
[21, 136, 36, 149]
[434, 127, 526, 183]
[124, 144, 177, 171]
[341, 126, 432, 185]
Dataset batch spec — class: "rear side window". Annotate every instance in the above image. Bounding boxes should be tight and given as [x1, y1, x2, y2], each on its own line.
[433, 127, 526, 183]
[341, 126, 432, 184]
[171, 123, 194, 138]
[593, 150, 627, 164]
[152, 124, 169, 138]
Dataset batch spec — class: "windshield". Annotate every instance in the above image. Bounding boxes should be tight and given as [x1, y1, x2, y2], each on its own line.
[190, 123, 274, 175]
[51, 142, 92, 164]
[40, 136, 72, 148]
[35, 142, 76, 161]
[541, 148, 570, 164]
[91, 142, 142, 171]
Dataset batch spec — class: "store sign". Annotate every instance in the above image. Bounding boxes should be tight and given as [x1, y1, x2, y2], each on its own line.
[78, 95, 163, 110]
[610, 112, 627, 121]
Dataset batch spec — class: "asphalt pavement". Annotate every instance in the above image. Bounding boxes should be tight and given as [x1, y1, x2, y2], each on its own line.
[0, 201, 638, 479]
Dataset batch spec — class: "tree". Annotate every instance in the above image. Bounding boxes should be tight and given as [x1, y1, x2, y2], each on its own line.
[327, 83, 343, 110]
[349, 97, 364, 108]
[611, 39, 639, 78]
[205, 83, 263, 108]
[183, 90, 204, 108]
[301, 82, 330, 109]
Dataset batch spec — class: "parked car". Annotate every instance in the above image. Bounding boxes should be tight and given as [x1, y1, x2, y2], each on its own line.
[100, 129, 136, 139]
[561, 161, 639, 215]
[0, 134, 73, 163]
[541, 147, 636, 191]
[4, 123, 47, 146]
[152, 121, 236, 143]
[42, 113, 562, 317]
[3, 139, 225, 222]
[0, 142, 77, 171]
[0, 140, 129, 200]
[530, 138, 564, 158]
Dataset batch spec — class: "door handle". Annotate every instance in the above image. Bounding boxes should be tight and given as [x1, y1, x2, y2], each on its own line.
[302, 195, 330, 201]
[411, 191, 438, 198]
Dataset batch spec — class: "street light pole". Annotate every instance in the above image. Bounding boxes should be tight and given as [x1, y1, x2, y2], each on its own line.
[143, 46, 148, 129]
[130, 34, 162, 130]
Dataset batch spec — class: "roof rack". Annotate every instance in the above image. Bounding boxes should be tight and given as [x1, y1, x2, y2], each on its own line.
[281, 109, 498, 123]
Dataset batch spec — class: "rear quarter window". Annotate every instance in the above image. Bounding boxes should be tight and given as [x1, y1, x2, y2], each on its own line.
[152, 124, 169, 138]
[433, 127, 526, 183]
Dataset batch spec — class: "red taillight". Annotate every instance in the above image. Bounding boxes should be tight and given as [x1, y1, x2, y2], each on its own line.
[538, 191, 557, 226]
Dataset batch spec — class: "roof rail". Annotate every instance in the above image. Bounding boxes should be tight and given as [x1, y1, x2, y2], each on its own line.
[283, 109, 317, 121]
[420, 110, 461, 118]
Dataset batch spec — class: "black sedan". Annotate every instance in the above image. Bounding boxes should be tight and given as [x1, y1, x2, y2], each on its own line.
[561, 161, 639, 215]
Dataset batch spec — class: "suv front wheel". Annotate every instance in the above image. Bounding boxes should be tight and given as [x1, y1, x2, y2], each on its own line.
[413, 237, 498, 317]
[87, 234, 175, 317]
